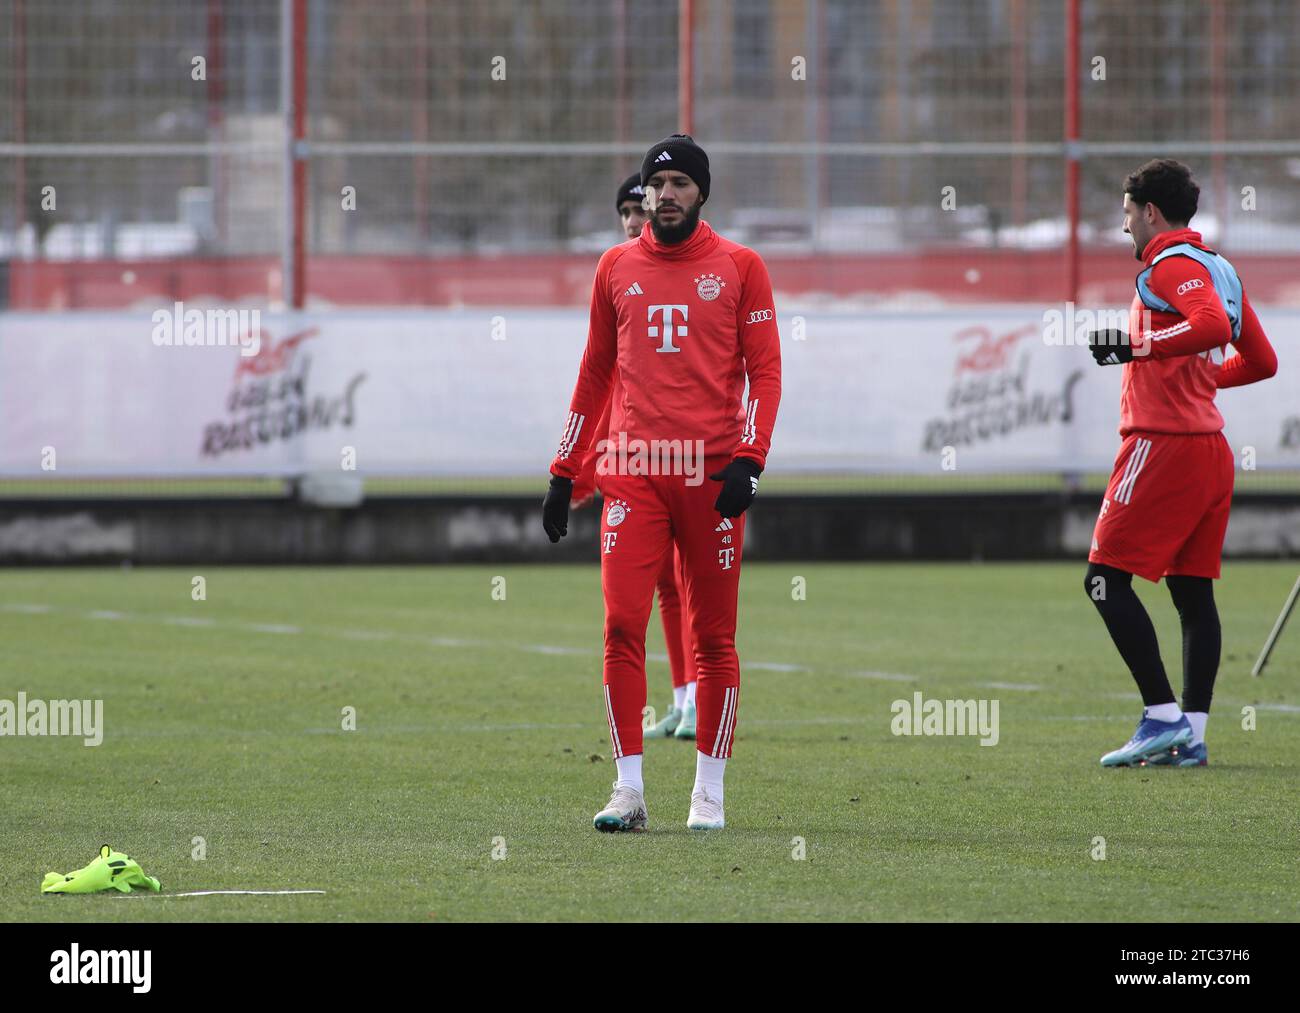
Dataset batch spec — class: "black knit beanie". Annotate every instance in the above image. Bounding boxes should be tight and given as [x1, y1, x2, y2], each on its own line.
[616, 173, 646, 211]
[640, 134, 710, 204]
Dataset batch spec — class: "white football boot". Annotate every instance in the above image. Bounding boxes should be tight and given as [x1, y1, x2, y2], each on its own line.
[686, 786, 725, 830]
[593, 781, 648, 833]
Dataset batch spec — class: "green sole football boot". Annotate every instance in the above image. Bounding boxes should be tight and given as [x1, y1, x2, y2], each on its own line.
[673, 702, 697, 741]
[645, 705, 682, 738]
[593, 782, 648, 833]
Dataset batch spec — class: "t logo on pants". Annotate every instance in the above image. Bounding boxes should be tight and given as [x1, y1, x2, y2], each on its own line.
[718, 547, 735, 570]
[603, 532, 619, 554]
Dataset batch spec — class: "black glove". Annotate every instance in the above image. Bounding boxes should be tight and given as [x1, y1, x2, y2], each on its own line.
[709, 457, 762, 518]
[542, 475, 573, 542]
[1088, 328, 1133, 366]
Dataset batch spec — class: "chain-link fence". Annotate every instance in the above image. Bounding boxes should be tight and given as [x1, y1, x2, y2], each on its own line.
[3, 1, 1298, 291]
[1, 0, 1296, 497]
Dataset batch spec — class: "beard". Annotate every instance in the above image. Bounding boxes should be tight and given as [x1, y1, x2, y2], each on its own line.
[649, 199, 703, 245]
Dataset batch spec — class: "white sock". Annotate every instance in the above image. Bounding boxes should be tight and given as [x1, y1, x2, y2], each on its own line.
[615, 754, 643, 795]
[1145, 702, 1183, 723]
[693, 751, 725, 803]
[684, 681, 697, 709]
[672, 686, 687, 712]
[1185, 711, 1208, 745]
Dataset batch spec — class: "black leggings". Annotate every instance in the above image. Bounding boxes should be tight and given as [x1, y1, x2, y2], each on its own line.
[1084, 563, 1220, 712]
[1166, 574, 1221, 713]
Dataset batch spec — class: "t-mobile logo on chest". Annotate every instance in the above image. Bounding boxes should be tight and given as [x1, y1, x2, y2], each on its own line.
[647, 304, 688, 353]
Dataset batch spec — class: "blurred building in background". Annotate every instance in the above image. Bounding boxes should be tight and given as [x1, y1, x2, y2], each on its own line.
[2, 0, 1298, 308]
[0, 1, 1296, 561]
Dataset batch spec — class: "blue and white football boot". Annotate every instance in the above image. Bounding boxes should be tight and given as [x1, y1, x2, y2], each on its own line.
[1100, 712, 1193, 767]
[1143, 740, 1208, 767]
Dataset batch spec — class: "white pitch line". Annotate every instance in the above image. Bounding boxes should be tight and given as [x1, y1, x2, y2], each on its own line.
[26, 601, 1233, 711]
[522, 644, 593, 656]
[4, 602, 820, 674]
[1048, 715, 1124, 722]
[159, 889, 326, 897]
[442, 720, 587, 732]
[847, 670, 918, 682]
[302, 720, 588, 734]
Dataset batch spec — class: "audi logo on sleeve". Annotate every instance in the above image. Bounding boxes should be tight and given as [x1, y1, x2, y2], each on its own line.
[1176, 278, 1204, 295]
[746, 309, 774, 324]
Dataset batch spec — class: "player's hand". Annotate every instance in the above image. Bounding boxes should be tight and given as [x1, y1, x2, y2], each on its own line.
[1088, 329, 1133, 366]
[542, 475, 574, 542]
[709, 457, 762, 518]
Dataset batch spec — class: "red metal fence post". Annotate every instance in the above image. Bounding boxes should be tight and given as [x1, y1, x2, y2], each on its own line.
[1065, 0, 1080, 306]
[679, 0, 694, 135]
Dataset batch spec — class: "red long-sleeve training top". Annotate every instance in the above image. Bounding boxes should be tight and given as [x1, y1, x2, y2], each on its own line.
[1122, 228, 1278, 436]
[550, 219, 782, 478]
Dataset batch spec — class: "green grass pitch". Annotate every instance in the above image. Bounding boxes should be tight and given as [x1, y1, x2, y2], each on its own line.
[2, 562, 1297, 922]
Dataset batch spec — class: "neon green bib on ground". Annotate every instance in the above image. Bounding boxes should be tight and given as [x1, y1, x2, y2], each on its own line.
[42, 845, 161, 894]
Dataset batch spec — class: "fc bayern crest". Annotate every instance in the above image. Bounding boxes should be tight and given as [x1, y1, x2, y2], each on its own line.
[606, 499, 630, 527]
[694, 273, 725, 301]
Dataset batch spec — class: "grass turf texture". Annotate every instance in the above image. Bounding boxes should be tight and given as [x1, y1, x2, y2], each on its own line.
[2, 562, 1297, 922]
[5, 470, 1300, 497]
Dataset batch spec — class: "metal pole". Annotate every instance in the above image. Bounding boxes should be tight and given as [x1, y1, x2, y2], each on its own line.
[279, 0, 307, 309]
[207, 0, 225, 250]
[615, 0, 627, 180]
[280, 0, 294, 307]
[678, 0, 694, 134]
[412, 0, 429, 247]
[805, 0, 820, 250]
[1252, 575, 1300, 677]
[291, 0, 307, 308]
[1065, 0, 1080, 305]
[14, 0, 26, 253]
[1010, 0, 1026, 228]
[1210, 0, 1227, 247]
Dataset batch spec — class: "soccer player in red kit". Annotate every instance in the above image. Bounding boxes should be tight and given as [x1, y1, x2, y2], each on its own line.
[542, 134, 782, 830]
[570, 173, 701, 742]
[1084, 159, 1277, 767]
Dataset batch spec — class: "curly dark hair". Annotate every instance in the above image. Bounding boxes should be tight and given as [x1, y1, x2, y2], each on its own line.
[1123, 159, 1200, 225]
